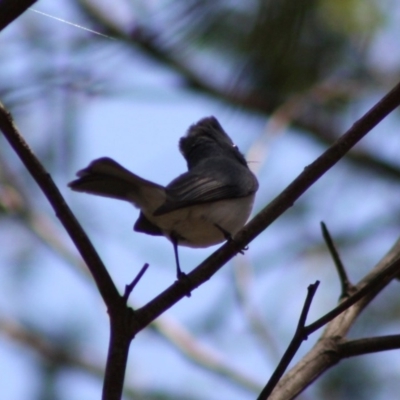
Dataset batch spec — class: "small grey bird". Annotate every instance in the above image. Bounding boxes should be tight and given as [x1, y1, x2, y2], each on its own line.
[69, 116, 258, 278]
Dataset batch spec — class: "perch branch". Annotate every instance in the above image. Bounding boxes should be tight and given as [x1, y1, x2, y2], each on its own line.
[0, 102, 120, 307]
[131, 81, 400, 334]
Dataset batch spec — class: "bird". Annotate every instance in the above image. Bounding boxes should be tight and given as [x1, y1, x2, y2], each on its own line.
[69, 116, 259, 278]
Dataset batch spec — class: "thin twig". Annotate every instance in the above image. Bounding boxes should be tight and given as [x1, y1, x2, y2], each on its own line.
[262, 258, 400, 400]
[321, 221, 354, 297]
[123, 263, 150, 303]
[257, 281, 320, 400]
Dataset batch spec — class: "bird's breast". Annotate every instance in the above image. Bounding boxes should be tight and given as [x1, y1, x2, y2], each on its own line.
[147, 195, 255, 248]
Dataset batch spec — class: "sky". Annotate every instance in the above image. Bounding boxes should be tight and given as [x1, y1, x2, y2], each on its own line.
[1, 1, 400, 400]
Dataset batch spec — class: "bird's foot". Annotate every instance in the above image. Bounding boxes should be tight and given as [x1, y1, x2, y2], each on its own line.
[176, 270, 192, 298]
[214, 224, 248, 254]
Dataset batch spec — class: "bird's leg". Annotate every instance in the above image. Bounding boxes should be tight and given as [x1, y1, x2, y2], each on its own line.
[214, 223, 248, 254]
[171, 232, 188, 278]
[214, 223, 233, 241]
[171, 235, 185, 279]
[171, 233, 192, 297]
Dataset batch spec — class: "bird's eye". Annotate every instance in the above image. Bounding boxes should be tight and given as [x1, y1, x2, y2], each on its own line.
[232, 144, 238, 150]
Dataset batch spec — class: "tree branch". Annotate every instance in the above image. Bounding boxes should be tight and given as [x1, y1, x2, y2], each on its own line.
[306, 255, 400, 335]
[130, 81, 400, 335]
[123, 263, 149, 303]
[321, 221, 354, 297]
[0, 102, 132, 400]
[267, 238, 400, 400]
[0, 0, 36, 31]
[2, 75, 400, 400]
[257, 281, 320, 400]
[0, 153, 263, 394]
[0, 102, 120, 307]
[339, 335, 400, 358]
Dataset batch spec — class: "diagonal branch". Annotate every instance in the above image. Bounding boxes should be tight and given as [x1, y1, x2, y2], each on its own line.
[123, 263, 150, 303]
[2, 76, 400, 400]
[0, 102, 121, 310]
[321, 221, 354, 297]
[256, 281, 320, 400]
[0, 0, 36, 31]
[267, 238, 400, 400]
[130, 80, 400, 334]
[306, 255, 400, 335]
[0, 152, 264, 394]
[338, 335, 400, 357]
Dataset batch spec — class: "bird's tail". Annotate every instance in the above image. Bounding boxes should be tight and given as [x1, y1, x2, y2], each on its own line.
[68, 157, 165, 210]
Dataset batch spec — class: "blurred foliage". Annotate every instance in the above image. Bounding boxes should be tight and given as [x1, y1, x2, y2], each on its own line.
[166, 0, 384, 104]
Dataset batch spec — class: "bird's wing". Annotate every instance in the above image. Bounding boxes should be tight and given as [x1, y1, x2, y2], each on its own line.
[154, 162, 257, 215]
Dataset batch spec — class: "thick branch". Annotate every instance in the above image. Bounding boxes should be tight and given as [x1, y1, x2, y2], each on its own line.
[103, 318, 132, 400]
[1, 52, 400, 400]
[0, 0, 36, 31]
[0, 103, 141, 400]
[0, 152, 263, 394]
[130, 81, 400, 334]
[268, 238, 400, 400]
[0, 103, 121, 310]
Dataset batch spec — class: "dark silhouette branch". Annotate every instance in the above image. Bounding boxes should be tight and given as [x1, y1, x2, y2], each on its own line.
[0, 0, 36, 31]
[2, 77, 400, 399]
[321, 221, 354, 297]
[130, 80, 400, 335]
[123, 263, 149, 302]
[295, 113, 400, 181]
[0, 102, 130, 400]
[257, 281, 320, 400]
[0, 152, 263, 395]
[0, 102, 120, 307]
[306, 255, 400, 335]
[267, 238, 400, 400]
[338, 335, 400, 357]
[103, 317, 132, 400]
